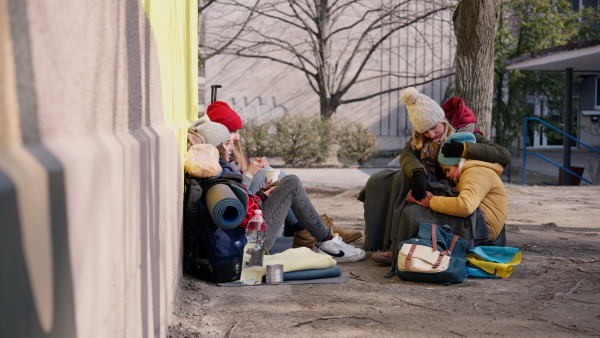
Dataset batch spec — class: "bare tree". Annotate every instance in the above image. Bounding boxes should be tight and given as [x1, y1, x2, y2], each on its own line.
[198, 0, 260, 110]
[453, 0, 498, 137]
[203, 0, 455, 119]
[199, 0, 260, 68]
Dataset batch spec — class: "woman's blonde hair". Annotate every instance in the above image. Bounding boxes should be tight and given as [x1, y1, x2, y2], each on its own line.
[216, 144, 229, 162]
[232, 141, 248, 171]
[410, 119, 455, 152]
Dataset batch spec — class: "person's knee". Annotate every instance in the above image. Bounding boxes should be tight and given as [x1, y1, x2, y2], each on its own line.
[282, 174, 300, 185]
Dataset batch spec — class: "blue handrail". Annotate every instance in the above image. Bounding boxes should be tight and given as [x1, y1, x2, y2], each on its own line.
[523, 117, 600, 185]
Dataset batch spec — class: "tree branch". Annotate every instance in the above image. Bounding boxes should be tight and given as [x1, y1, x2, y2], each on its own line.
[341, 72, 454, 105]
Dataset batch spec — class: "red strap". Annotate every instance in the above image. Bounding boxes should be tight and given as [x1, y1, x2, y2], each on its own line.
[431, 224, 438, 252]
[434, 235, 460, 269]
[448, 235, 459, 254]
[440, 236, 459, 255]
[405, 244, 417, 270]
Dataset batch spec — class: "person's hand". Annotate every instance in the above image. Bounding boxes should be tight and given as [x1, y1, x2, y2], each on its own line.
[407, 190, 433, 207]
[411, 171, 428, 201]
[247, 160, 262, 176]
[406, 190, 416, 203]
[261, 179, 276, 196]
[414, 191, 434, 208]
[255, 157, 269, 168]
[441, 141, 465, 158]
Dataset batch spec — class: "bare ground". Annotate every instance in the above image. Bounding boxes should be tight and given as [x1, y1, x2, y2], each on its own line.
[168, 184, 600, 338]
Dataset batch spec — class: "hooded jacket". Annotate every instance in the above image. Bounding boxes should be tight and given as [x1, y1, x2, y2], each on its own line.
[429, 160, 508, 242]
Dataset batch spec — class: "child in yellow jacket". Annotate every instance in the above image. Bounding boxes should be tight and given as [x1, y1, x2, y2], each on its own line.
[407, 132, 508, 243]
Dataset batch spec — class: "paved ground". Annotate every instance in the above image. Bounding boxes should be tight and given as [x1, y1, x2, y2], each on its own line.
[168, 179, 600, 337]
[167, 150, 599, 338]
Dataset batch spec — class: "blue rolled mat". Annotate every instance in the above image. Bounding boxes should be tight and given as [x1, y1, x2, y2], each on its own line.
[275, 266, 342, 281]
[205, 184, 246, 229]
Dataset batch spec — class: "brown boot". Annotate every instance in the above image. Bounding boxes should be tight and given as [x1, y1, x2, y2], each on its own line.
[293, 229, 316, 249]
[320, 213, 363, 244]
[371, 251, 394, 265]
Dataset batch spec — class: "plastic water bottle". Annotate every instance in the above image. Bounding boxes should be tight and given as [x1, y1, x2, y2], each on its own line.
[240, 209, 267, 285]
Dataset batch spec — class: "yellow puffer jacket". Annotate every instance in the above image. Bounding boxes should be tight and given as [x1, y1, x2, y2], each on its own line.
[430, 160, 508, 241]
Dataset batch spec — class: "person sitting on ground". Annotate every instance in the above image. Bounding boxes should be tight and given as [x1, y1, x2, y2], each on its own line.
[206, 100, 362, 246]
[190, 117, 366, 262]
[360, 87, 511, 264]
[406, 132, 508, 244]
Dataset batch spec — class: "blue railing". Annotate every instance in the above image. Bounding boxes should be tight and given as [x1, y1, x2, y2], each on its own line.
[523, 117, 600, 185]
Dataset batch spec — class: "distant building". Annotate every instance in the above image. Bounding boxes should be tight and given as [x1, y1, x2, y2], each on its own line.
[201, 1, 457, 152]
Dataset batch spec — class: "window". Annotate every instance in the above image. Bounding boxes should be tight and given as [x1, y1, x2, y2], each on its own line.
[568, 0, 580, 11]
[596, 77, 600, 108]
[582, 0, 599, 9]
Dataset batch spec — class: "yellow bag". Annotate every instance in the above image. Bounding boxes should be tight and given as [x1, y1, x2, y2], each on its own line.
[184, 144, 223, 178]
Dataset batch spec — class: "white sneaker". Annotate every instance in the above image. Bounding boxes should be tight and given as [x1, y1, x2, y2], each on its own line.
[316, 233, 366, 262]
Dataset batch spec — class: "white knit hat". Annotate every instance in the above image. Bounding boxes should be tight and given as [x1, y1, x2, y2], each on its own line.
[400, 87, 445, 133]
[190, 117, 231, 147]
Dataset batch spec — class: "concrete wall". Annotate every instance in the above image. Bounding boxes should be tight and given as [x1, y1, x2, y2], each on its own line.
[0, 0, 197, 337]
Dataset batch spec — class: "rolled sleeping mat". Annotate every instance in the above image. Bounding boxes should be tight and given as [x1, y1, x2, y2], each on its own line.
[205, 184, 246, 229]
[279, 266, 342, 281]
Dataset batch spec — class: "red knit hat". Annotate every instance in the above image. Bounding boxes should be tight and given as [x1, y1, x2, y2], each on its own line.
[206, 101, 243, 132]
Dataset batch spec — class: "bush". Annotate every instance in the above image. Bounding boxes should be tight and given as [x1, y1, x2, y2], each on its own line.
[241, 119, 274, 158]
[241, 114, 379, 166]
[335, 119, 379, 165]
[272, 113, 332, 166]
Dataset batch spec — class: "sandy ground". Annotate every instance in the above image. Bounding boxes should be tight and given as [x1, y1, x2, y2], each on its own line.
[168, 183, 600, 338]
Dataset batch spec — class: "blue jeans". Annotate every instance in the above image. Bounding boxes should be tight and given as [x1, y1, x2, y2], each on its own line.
[260, 175, 330, 250]
[249, 168, 300, 230]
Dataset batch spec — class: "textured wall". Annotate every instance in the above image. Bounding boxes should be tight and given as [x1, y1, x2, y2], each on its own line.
[0, 0, 197, 337]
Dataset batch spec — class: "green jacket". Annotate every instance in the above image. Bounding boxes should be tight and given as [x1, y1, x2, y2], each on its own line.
[400, 132, 511, 179]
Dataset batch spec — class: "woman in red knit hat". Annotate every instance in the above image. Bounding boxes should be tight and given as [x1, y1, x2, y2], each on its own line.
[206, 100, 363, 246]
[192, 113, 366, 262]
[206, 101, 269, 190]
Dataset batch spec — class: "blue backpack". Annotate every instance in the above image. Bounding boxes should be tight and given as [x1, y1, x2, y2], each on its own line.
[183, 162, 248, 283]
[386, 223, 468, 284]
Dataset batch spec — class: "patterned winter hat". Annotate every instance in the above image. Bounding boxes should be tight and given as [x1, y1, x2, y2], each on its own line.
[400, 87, 446, 133]
[438, 132, 476, 166]
[190, 117, 231, 147]
[206, 101, 243, 132]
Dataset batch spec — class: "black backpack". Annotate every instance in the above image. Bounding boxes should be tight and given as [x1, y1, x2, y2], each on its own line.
[183, 169, 248, 283]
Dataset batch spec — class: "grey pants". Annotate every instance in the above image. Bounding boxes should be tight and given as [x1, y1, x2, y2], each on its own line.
[249, 168, 300, 229]
[260, 175, 330, 250]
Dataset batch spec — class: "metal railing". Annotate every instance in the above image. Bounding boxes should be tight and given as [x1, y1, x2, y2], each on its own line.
[523, 117, 600, 185]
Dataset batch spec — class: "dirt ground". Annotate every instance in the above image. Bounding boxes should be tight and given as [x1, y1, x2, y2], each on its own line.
[168, 183, 600, 338]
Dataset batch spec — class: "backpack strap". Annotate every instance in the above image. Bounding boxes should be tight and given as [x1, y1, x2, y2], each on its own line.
[431, 224, 438, 252]
[430, 223, 461, 269]
[433, 235, 460, 269]
[441, 236, 460, 256]
[404, 244, 418, 270]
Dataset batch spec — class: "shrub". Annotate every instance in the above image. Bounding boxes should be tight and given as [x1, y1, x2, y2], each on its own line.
[241, 119, 273, 158]
[335, 119, 380, 165]
[272, 113, 332, 166]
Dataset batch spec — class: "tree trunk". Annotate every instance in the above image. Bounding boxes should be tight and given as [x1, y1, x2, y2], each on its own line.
[453, 0, 498, 137]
